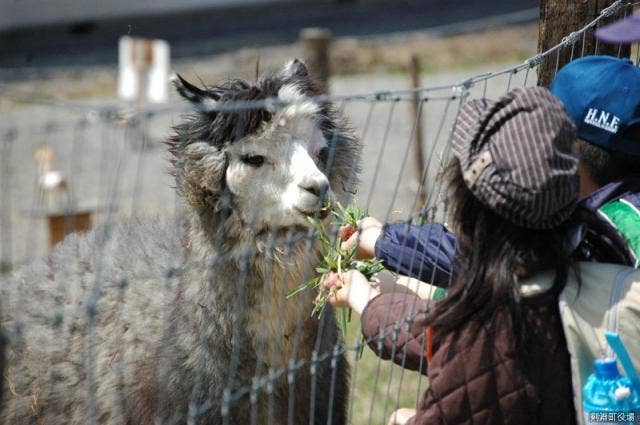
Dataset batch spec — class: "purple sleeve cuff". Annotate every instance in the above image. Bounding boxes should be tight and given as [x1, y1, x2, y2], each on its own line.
[374, 222, 458, 287]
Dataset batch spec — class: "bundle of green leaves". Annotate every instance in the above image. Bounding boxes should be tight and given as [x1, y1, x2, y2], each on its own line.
[286, 203, 385, 334]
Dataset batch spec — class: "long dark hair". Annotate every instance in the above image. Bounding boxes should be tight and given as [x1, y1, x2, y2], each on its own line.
[428, 158, 576, 348]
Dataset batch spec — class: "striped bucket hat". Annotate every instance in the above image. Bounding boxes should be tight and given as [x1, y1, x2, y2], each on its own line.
[451, 86, 579, 229]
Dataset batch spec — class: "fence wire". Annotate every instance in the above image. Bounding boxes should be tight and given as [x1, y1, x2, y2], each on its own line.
[0, 2, 636, 424]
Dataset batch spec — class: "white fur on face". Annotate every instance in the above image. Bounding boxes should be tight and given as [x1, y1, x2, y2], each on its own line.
[225, 109, 330, 233]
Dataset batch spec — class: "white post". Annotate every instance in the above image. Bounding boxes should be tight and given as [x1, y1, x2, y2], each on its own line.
[118, 36, 170, 103]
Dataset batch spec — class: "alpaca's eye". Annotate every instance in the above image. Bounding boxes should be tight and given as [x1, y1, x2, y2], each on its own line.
[241, 155, 265, 167]
[318, 147, 329, 164]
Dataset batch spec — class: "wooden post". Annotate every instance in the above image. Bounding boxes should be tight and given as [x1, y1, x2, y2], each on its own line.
[118, 36, 170, 103]
[408, 55, 427, 210]
[537, 0, 630, 87]
[300, 28, 332, 94]
[48, 211, 92, 247]
[33, 145, 94, 248]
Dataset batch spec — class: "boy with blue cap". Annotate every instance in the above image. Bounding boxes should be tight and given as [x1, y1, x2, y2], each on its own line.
[551, 55, 640, 266]
[343, 55, 640, 286]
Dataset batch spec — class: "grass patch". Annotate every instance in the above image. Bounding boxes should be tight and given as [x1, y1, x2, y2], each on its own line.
[330, 24, 537, 76]
[343, 317, 426, 425]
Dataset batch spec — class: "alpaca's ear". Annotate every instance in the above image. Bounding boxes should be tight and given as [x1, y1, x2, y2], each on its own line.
[281, 59, 309, 78]
[173, 74, 220, 110]
[173, 74, 205, 102]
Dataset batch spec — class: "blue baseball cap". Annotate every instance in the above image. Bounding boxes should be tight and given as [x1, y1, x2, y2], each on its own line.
[550, 55, 640, 155]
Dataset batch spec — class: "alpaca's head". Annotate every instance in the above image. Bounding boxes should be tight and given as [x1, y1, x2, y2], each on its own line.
[169, 60, 361, 245]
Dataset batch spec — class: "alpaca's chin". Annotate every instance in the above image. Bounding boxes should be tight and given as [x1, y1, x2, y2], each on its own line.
[249, 219, 334, 253]
[252, 223, 323, 262]
[254, 223, 312, 242]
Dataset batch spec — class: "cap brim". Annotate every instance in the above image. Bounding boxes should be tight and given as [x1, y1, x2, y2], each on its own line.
[595, 14, 640, 43]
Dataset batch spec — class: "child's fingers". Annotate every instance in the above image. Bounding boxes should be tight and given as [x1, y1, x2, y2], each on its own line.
[326, 288, 346, 307]
[357, 217, 380, 228]
[321, 272, 343, 290]
[340, 232, 359, 251]
[387, 408, 417, 425]
[339, 225, 355, 241]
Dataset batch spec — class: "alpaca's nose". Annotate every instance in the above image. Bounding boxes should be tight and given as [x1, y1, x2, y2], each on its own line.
[298, 176, 329, 198]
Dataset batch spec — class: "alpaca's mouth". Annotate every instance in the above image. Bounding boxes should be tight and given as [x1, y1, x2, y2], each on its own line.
[275, 224, 310, 238]
[254, 207, 330, 241]
[295, 206, 330, 220]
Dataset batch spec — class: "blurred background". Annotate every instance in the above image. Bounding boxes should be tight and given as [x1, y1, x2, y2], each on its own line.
[1, 1, 540, 110]
[1, 0, 536, 68]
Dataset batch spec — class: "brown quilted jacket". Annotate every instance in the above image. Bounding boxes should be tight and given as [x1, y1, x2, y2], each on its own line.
[361, 292, 576, 425]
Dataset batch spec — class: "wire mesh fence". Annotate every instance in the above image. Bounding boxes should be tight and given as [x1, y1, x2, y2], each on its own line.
[0, 2, 637, 424]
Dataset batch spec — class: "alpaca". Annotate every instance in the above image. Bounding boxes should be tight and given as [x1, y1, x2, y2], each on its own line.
[0, 59, 360, 425]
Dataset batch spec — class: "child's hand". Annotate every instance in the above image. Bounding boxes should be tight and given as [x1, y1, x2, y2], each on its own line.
[322, 270, 380, 315]
[387, 408, 417, 425]
[340, 217, 383, 259]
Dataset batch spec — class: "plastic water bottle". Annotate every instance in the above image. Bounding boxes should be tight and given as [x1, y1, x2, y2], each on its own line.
[583, 358, 639, 424]
[583, 333, 640, 425]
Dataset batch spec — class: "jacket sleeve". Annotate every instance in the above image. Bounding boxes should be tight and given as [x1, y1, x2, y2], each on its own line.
[360, 292, 431, 374]
[374, 222, 457, 288]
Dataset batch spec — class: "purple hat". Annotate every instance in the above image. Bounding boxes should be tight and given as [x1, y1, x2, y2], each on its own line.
[595, 13, 640, 44]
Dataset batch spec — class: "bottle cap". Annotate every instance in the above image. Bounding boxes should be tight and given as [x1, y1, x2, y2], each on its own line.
[594, 358, 620, 380]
